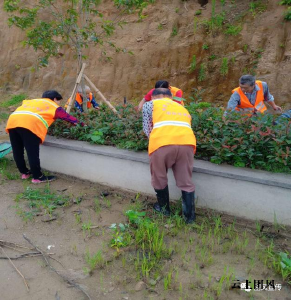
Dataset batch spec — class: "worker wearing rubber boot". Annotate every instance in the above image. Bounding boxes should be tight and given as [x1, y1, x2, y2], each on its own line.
[142, 88, 197, 223]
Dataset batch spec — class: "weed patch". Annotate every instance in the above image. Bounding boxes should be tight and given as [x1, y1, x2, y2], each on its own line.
[15, 185, 70, 220]
[0, 94, 27, 108]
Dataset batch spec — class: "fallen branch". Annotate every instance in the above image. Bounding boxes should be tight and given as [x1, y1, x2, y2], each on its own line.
[0, 251, 42, 260]
[0, 240, 33, 252]
[0, 246, 30, 291]
[23, 234, 91, 300]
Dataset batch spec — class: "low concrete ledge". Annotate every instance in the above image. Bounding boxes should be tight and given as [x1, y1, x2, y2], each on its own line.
[40, 136, 291, 225]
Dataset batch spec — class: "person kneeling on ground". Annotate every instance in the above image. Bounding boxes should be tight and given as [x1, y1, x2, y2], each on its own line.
[65, 85, 100, 113]
[142, 88, 197, 224]
[6, 90, 84, 183]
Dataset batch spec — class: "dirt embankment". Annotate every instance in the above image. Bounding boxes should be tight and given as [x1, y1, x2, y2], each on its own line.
[0, 0, 290, 107]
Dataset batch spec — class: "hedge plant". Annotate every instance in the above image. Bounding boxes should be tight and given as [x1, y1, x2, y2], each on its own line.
[49, 103, 291, 173]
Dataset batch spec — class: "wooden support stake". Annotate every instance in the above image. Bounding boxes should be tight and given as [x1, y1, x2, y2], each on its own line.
[66, 63, 87, 113]
[83, 74, 120, 117]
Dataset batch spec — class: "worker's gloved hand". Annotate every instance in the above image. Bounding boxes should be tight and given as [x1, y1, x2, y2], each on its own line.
[95, 107, 100, 110]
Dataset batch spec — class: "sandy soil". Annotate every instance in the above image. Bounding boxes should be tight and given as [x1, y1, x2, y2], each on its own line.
[1, 151, 291, 300]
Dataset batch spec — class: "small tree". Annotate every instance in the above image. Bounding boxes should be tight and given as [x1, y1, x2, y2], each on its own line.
[4, 0, 154, 109]
[4, 0, 153, 68]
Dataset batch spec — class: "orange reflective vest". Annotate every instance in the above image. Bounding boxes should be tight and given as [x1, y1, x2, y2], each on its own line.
[148, 98, 196, 155]
[6, 98, 59, 143]
[66, 92, 93, 109]
[232, 81, 267, 115]
[170, 86, 184, 106]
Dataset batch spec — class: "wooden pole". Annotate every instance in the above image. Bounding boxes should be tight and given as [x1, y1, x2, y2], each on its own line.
[66, 63, 87, 113]
[83, 74, 120, 117]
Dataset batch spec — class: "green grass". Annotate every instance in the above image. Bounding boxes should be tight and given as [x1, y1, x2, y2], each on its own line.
[0, 94, 27, 108]
[198, 63, 206, 81]
[0, 112, 10, 121]
[84, 249, 106, 274]
[189, 55, 197, 73]
[0, 157, 18, 180]
[249, 1, 267, 15]
[171, 24, 178, 36]
[15, 184, 70, 220]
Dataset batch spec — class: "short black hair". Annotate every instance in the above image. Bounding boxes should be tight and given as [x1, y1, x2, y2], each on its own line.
[154, 80, 169, 89]
[152, 88, 172, 97]
[42, 90, 63, 100]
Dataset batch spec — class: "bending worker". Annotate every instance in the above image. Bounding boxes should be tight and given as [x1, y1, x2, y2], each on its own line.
[6, 90, 84, 183]
[142, 88, 196, 224]
[138, 80, 184, 111]
[226, 75, 281, 115]
[66, 85, 99, 113]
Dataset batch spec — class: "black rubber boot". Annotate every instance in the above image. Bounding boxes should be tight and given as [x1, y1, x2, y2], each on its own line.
[182, 191, 196, 224]
[153, 186, 171, 216]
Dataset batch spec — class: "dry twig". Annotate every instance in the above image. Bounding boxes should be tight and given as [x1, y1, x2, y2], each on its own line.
[0, 240, 33, 253]
[0, 246, 30, 291]
[23, 234, 91, 300]
[0, 252, 42, 260]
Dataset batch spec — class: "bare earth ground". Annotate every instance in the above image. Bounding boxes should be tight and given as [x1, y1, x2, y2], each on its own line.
[1, 147, 291, 300]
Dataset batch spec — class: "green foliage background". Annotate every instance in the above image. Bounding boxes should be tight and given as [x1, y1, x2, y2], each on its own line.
[49, 103, 291, 173]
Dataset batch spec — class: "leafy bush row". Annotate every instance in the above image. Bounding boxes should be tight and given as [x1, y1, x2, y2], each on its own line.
[49, 103, 291, 173]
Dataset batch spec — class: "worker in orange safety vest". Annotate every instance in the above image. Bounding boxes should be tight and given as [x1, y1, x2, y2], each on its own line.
[142, 88, 196, 223]
[6, 90, 84, 183]
[65, 85, 100, 113]
[137, 80, 184, 111]
[226, 75, 281, 116]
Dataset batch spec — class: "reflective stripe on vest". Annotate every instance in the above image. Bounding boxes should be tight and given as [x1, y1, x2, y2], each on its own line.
[5, 98, 58, 143]
[10, 111, 49, 129]
[232, 81, 266, 115]
[153, 120, 191, 129]
[148, 98, 196, 155]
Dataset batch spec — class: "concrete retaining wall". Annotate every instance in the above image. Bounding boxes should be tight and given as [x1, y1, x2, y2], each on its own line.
[40, 136, 291, 225]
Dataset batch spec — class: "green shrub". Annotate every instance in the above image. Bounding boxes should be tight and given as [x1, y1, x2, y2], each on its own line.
[284, 7, 291, 21]
[49, 104, 291, 174]
[224, 24, 242, 36]
[0, 94, 27, 108]
[280, 0, 291, 5]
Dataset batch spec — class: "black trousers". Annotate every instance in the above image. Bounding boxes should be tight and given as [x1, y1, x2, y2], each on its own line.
[8, 127, 42, 179]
